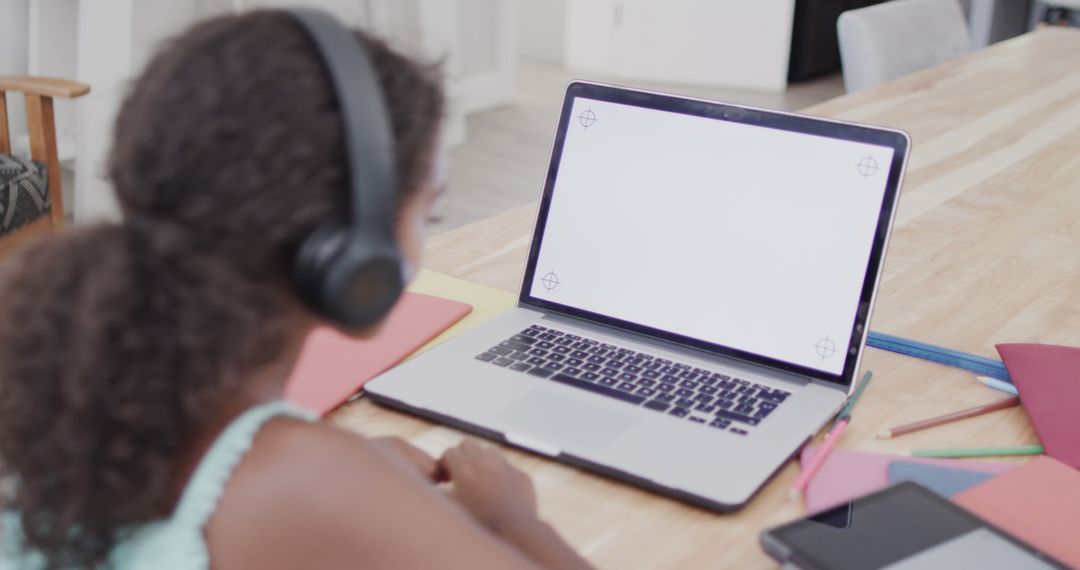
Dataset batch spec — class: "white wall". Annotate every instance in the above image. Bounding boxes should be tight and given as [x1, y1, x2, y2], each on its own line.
[74, 0, 137, 221]
[565, 0, 795, 92]
[224, 0, 370, 26]
[0, 0, 28, 73]
[517, 0, 795, 92]
[0, 0, 29, 143]
[564, 0, 620, 74]
[517, 0, 566, 63]
[459, 0, 500, 75]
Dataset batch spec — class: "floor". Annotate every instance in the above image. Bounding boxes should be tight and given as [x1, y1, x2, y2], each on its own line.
[431, 58, 846, 235]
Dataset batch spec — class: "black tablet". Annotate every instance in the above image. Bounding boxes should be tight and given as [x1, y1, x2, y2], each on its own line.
[760, 481, 1067, 569]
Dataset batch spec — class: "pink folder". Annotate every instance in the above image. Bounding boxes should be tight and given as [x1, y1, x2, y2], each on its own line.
[284, 292, 471, 415]
[799, 446, 1013, 513]
[996, 343, 1080, 470]
[954, 456, 1080, 568]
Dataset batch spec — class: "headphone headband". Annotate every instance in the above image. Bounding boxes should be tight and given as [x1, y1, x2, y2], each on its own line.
[287, 8, 397, 234]
[287, 8, 406, 329]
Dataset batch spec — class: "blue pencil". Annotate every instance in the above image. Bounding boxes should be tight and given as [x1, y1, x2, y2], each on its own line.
[977, 376, 1019, 396]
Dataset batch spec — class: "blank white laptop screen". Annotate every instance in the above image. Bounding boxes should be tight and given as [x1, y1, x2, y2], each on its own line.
[528, 97, 896, 375]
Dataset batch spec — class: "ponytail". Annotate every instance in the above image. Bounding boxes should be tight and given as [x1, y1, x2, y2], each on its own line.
[0, 222, 289, 567]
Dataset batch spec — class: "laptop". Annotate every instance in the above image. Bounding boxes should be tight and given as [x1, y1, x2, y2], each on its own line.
[366, 81, 910, 511]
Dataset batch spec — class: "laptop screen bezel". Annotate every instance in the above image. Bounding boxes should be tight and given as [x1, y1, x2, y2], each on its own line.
[518, 81, 908, 388]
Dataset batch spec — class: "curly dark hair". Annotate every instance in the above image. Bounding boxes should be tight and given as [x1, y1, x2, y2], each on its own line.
[0, 10, 443, 569]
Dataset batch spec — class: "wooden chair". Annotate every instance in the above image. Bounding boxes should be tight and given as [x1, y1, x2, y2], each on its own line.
[0, 76, 90, 256]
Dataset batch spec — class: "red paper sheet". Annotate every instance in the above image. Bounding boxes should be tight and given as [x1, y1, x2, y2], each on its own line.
[284, 292, 471, 415]
[954, 456, 1080, 568]
[996, 343, 1080, 470]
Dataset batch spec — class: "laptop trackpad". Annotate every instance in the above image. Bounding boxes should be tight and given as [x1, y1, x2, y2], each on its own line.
[497, 389, 640, 451]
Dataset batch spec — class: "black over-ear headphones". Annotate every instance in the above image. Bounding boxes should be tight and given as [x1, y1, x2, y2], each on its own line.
[287, 8, 405, 329]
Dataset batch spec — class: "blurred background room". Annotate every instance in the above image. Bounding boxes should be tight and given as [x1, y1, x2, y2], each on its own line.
[1, 0, 1076, 241]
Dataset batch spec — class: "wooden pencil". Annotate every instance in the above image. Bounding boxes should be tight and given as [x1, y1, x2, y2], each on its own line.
[877, 396, 1021, 439]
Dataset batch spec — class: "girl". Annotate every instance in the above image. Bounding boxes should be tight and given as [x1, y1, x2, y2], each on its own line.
[0, 10, 593, 570]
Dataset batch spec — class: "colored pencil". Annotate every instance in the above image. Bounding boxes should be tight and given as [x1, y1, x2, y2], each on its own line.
[976, 375, 1019, 396]
[877, 396, 1021, 439]
[789, 416, 851, 501]
[789, 371, 874, 501]
[905, 444, 1044, 458]
[833, 370, 874, 428]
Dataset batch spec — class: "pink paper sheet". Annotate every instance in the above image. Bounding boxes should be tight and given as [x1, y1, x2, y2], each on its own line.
[997, 343, 1080, 470]
[284, 292, 471, 415]
[799, 446, 1013, 513]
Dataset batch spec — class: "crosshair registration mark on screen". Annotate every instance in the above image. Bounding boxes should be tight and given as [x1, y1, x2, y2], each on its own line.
[577, 109, 598, 129]
[856, 155, 880, 178]
[814, 337, 837, 360]
[541, 271, 561, 291]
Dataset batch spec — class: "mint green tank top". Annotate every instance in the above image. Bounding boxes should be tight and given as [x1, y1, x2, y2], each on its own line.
[0, 401, 317, 569]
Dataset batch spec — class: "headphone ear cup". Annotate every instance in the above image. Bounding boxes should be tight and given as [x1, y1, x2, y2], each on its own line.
[321, 237, 404, 328]
[294, 222, 350, 316]
[295, 223, 405, 328]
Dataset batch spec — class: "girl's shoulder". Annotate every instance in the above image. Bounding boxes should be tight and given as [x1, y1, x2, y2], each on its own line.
[203, 416, 434, 569]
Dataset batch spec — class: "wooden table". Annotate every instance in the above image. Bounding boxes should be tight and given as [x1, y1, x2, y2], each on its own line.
[333, 28, 1080, 569]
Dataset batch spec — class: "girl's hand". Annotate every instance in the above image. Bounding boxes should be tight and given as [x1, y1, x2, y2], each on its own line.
[439, 439, 539, 534]
[371, 436, 445, 482]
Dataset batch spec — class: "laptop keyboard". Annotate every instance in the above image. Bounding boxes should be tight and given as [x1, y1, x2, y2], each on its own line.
[475, 325, 791, 436]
